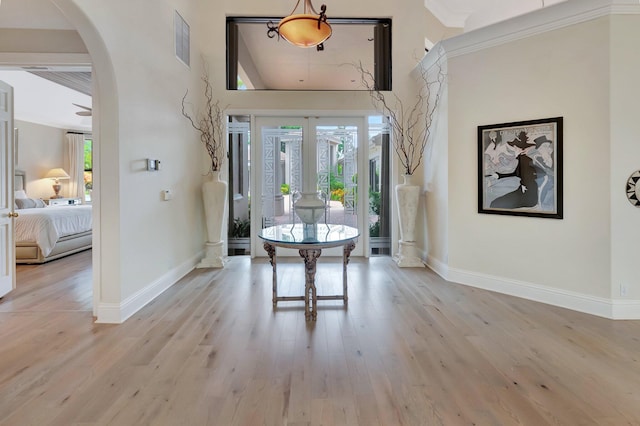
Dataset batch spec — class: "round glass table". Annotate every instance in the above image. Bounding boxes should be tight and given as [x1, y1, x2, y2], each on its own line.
[258, 223, 359, 321]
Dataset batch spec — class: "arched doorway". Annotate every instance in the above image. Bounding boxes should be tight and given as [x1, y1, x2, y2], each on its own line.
[52, 0, 119, 320]
[0, 0, 120, 319]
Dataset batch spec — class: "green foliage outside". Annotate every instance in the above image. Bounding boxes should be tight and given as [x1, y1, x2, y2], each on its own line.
[330, 188, 345, 203]
[369, 191, 381, 215]
[369, 190, 381, 237]
[281, 183, 290, 195]
[231, 217, 250, 238]
[329, 172, 345, 203]
[369, 221, 380, 237]
[84, 139, 92, 170]
[329, 173, 344, 191]
[84, 139, 93, 193]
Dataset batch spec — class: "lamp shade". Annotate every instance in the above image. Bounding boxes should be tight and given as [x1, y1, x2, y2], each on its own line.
[278, 14, 332, 47]
[44, 168, 70, 180]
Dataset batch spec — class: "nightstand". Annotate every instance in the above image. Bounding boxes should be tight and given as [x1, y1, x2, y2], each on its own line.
[45, 198, 82, 206]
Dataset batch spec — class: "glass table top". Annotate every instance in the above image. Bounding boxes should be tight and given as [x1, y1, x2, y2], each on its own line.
[258, 223, 359, 246]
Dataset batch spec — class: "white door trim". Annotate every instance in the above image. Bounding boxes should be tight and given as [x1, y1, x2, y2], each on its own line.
[0, 80, 15, 298]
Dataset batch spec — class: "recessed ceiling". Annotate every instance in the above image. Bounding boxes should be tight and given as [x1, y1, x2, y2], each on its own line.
[237, 21, 378, 90]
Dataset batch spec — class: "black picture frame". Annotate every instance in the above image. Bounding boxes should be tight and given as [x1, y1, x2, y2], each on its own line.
[478, 117, 563, 219]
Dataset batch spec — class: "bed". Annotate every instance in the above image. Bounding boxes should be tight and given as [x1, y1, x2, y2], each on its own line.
[14, 170, 92, 264]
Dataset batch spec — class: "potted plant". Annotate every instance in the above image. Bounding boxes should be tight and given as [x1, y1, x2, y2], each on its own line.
[228, 216, 251, 255]
[182, 73, 228, 268]
[356, 57, 444, 266]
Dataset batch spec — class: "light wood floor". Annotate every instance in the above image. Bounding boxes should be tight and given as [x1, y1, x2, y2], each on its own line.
[1, 251, 640, 425]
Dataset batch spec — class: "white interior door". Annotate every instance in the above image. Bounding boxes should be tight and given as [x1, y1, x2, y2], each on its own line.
[252, 116, 365, 257]
[0, 80, 15, 298]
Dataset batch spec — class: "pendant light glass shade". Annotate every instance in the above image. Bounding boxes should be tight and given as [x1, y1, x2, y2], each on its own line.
[268, 0, 332, 49]
[278, 13, 332, 48]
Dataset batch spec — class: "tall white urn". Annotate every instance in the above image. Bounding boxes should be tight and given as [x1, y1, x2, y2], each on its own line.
[394, 173, 425, 267]
[197, 172, 228, 268]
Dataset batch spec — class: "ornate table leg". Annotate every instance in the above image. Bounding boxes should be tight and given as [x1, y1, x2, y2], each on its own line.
[299, 248, 322, 321]
[263, 242, 277, 306]
[343, 240, 356, 303]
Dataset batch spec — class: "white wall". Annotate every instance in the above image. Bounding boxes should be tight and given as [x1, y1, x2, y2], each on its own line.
[429, 0, 640, 318]
[610, 14, 640, 301]
[55, 0, 206, 315]
[14, 119, 65, 199]
[447, 17, 612, 298]
[419, 54, 449, 268]
[0, 0, 75, 30]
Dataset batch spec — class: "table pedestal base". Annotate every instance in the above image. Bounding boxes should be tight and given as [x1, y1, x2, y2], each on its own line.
[264, 240, 356, 321]
[300, 249, 322, 320]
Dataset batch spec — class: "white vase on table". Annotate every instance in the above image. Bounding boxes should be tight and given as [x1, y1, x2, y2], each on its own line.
[293, 191, 326, 225]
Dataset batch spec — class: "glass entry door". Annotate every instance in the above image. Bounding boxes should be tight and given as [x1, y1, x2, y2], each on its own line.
[253, 116, 365, 257]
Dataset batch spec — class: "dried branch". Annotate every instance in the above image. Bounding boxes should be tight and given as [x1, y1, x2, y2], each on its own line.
[355, 59, 445, 175]
[182, 73, 226, 172]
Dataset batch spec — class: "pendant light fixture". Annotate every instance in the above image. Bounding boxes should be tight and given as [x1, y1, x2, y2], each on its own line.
[267, 0, 332, 51]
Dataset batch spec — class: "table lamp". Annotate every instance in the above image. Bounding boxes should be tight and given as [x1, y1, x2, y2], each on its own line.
[44, 168, 70, 199]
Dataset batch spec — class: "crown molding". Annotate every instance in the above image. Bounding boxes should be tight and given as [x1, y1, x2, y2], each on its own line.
[439, 0, 640, 59]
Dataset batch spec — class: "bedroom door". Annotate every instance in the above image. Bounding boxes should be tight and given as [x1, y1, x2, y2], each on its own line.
[0, 80, 15, 298]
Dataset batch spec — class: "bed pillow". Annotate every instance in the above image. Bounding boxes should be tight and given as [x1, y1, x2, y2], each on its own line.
[15, 190, 28, 199]
[15, 198, 46, 209]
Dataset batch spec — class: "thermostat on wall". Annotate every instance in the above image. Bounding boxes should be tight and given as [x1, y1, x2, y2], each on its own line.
[147, 159, 161, 171]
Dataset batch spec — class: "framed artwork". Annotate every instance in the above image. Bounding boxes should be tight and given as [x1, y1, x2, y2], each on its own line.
[626, 170, 640, 207]
[478, 117, 563, 219]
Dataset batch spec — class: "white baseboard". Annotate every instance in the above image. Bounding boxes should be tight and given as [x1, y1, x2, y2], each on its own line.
[425, 255, 449, 279]
[610, 300, 640, 320]
[95, 251, 202, 324]
[425, 255, 640, 320]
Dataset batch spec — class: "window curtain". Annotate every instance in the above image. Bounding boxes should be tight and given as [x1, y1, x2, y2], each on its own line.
[66, 133, 86, 201]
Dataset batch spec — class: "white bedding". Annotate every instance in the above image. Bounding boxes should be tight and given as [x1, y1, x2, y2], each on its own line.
[15, 205, 92, 257]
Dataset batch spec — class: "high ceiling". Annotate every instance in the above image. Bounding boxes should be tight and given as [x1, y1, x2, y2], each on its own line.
[232, 0, 567, 90]
[0, 0, 568, 32]
[425, 0, 566, 31]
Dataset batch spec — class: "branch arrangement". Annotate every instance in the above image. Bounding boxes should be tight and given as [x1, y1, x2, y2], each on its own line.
[356, 59, 445, 175]
[182, 73, 226, 172]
